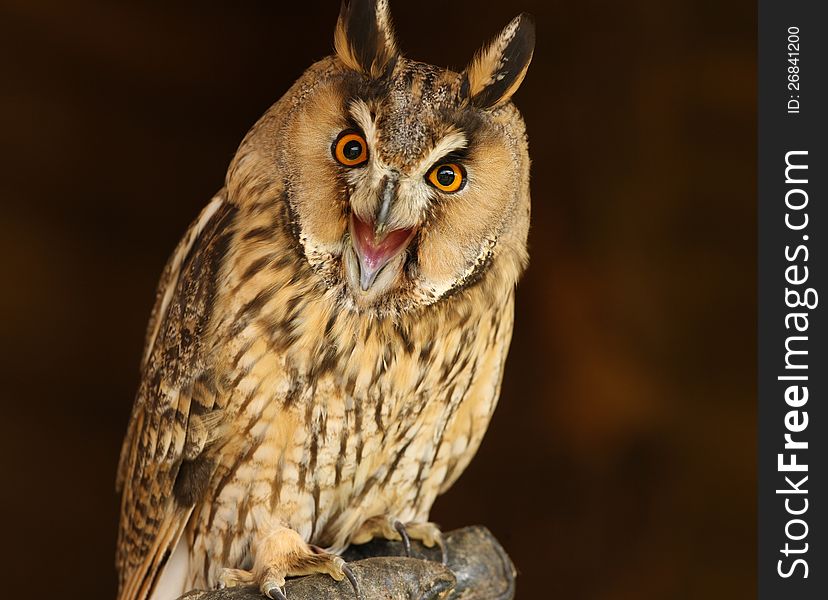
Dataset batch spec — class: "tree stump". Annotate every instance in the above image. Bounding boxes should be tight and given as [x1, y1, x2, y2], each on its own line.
[178, 526, 515, 600]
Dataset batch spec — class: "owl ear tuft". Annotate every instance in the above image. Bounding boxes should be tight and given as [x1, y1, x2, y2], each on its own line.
[335, 0, 399, 78]
[463, 13, 535, 109]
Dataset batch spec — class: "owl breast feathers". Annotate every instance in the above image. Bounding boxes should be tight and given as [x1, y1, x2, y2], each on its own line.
[115, 1, 534, 599]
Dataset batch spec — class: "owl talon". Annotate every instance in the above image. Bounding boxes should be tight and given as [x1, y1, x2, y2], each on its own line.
[438, 539, 448, 566]
[242, 522, 355, 600]
[393, 520, 412, 557]
[263, 583, 287, 600]
[353, 517, 447, 563]
[341, 563, 363, 600]
[404, 522, 448, 565]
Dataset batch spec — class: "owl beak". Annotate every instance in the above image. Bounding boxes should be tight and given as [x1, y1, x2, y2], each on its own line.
[350, 215, 415, 291]
[374, 174, 398, 237]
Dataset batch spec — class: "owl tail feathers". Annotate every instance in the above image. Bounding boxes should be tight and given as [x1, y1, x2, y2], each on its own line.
[118, 508, 193, 600]
[148, 537, 189, 600]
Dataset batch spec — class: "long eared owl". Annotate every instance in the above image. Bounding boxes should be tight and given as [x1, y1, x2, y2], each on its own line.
[116, 1, 534, 598]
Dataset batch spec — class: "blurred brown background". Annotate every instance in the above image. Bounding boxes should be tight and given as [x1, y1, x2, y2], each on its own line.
[0, 1, 755, 598]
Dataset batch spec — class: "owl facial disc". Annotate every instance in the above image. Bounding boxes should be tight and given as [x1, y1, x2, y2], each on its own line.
[349, 214, 416, 292]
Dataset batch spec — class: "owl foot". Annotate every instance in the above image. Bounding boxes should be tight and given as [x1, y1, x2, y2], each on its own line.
[219, 525, 362, 600]
[401, 521, 448, 565]
[352, 516, 448, 565]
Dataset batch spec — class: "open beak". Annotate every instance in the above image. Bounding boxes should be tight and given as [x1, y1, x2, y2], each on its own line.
[350, 214, 416, 291]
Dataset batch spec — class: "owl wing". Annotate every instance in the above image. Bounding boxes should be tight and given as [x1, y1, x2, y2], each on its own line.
[116, 193, 237, 600]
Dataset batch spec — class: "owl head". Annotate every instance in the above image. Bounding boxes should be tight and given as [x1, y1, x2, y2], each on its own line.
[228, 0, 534, 316]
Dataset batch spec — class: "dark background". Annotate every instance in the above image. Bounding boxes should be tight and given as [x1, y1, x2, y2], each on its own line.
[0, 1, 755, 598]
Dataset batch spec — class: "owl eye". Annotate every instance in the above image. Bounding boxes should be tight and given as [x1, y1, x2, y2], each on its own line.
[426, 163, 465, 193]
[333, 131, 368, 167]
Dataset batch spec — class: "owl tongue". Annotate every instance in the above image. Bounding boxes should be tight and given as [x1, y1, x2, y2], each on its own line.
[351, 215, 415, 291]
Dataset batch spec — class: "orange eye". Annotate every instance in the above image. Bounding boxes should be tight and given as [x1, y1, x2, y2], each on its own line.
[427, 163, 465, 193]
[333, 131, 368, 167]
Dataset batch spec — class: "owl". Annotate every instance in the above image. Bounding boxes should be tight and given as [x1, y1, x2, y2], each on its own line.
[115, 1, 534, 599]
